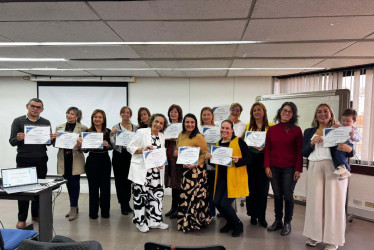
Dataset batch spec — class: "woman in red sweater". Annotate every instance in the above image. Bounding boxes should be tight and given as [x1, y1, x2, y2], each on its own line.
[264, 102, 303, 236]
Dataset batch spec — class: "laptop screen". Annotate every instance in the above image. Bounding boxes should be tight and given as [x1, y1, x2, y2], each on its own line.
[1, 167, 38, 187]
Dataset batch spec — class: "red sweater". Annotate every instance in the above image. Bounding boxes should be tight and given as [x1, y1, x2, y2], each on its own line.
[264, 122, 303, 172]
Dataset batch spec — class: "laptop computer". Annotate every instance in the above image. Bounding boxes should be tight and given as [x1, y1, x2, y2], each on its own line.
[1, 167, 42, 194]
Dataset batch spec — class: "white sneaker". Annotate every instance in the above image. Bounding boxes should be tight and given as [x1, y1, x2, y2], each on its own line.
[149, 221, 169, 229]
[136, 223, 149, 233]
[339, 171, 352, 180]
[306, 238, 320, 247]
[334, 166, 347, 175]
[324, 244, 338, 250]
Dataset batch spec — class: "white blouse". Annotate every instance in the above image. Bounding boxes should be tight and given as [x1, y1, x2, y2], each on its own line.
[308, 134, 332, 161]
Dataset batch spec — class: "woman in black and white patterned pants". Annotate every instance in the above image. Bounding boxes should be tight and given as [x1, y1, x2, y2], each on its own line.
[127, 113, 169, 233]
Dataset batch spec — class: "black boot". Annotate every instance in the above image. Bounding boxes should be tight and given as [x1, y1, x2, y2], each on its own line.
[165, 208, 176, 217]
[232, 221, 244, 237]
[281, 221, 291, 236]
[267, 219, 283, 231]
[169, 210, 178, 219]
[219, 221, 233, 233]
[250, 217, 257, 225]
[258, 219, 268, 228]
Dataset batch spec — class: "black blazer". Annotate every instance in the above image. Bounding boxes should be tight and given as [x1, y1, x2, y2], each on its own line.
[302, 127, 354, 169]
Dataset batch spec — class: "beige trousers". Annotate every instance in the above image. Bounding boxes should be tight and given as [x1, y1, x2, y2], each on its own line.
[303, 160, 348, 246]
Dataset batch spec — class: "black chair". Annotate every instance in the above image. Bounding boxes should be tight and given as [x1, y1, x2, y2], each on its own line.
[145, 242, 226, 250]
[17, 235, 103, 250]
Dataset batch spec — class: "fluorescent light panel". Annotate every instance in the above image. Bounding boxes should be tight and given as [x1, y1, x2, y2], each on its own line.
[0, 57, 66, 62]
[0, 67, 325, 71]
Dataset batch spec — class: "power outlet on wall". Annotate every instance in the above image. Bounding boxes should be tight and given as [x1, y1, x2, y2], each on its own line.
[365, 201, 374, 208]
[353, 199, 363, 206]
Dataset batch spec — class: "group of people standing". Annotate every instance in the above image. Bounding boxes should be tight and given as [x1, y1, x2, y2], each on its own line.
[10, 98, 355, 250]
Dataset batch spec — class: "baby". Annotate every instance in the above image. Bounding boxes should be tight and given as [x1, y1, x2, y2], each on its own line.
[331, 108, 361, 180]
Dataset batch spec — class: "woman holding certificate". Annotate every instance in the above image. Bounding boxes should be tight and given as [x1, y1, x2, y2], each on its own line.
[174, 113, 208, 232]
[302, 104, 353, 249]
[55, 107, 87, 221]
[264, 102, 302, 236]
[137, 107, 151, 128]
[164, 104, 183, 219]
[207, 120, 251, 237]
[244, 102, 272, 228]
[200, 107, 218, 220]
[127, 114, 169, 233]
[110, 106, 137, 215]
[83, 109, 112, 219]
[229, 103, 246, 138]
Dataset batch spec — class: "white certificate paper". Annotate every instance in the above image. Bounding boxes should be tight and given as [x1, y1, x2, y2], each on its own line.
[323, 126, 351, 148]
[143, 148, 167, 170]
[212, 105, 230, 122]
[82, 132, 103, 149]
[115, 130, 135, 146]
[54, 132, 79, 149]
[202, 126, 221, 143]
[24, 126, 51, 144]
[245, 131, 266, 148]
[210, 146, 233, 167]
[176, 147, 200, 165]
[164, 123, 183, 139]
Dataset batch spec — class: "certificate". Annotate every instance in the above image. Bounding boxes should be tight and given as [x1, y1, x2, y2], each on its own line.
[202, 126, 221, 143]
[164, 123, 183, 139]
[82, 132, 103, 149]
[323, 126, 351, 148]
[245, 131, 266, 148]
[212, 105, 230, 122]
[115, 130, 135, 146]
[24, 126, 51, 144]
[176, 147, 200, 165]
[143, 148, 167, 170]
[54, 132, 79, 149]
[210, 146, 233, 167]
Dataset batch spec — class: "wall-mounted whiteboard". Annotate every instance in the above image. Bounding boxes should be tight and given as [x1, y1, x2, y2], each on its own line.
[38, 82, 128, 175]
[256, 89, 350, 199]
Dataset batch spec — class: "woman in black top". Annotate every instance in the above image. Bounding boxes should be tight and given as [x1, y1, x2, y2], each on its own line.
[82, 109, 112, 219]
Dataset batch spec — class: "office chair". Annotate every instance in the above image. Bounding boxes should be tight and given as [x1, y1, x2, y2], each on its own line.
[145, 242, 226, 250]
[0, 228, 38, 250]
[17, 235, 103, 250]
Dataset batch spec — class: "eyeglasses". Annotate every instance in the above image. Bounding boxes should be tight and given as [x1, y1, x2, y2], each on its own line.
[29, 104, 42, 110]
[231, 109, 241, 113]
[281, 109, 293, 114]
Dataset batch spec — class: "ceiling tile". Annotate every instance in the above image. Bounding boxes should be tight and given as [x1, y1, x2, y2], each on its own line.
[0, 69, 30, 76]
[131, 45, 237, 58]
[232, 59, 320, 68]
[0, 21, 121, 42]
[87, 70, 159, 77]
[252, 0, 374, 18]
[108, 20, 247, 41]
[0, 2, 99, 21]
[157, 70, 227, 77]
[0, 61, 75, 69]
[147, 60, 232, 68]
[228, 69, 303, 77]
[0, 47, 46, 58]
[32, 46, 140, 59]
[334, 42, 374, 56]
[243, 16, 374, 41]
[313, 58, 374, 69]
[66, 60, 151, 68]
[236, 43, 352, 57]
[90, 0, 251, 20]
[22, 70, 93, 77]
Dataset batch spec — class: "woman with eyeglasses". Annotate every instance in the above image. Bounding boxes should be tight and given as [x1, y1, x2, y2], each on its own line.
[264, 102, 303, 236]
[229, 103, 246, 138]
[55, 107, 87, 221]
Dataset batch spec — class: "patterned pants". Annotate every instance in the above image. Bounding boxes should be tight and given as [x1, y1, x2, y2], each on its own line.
[132, 168, 164, 226]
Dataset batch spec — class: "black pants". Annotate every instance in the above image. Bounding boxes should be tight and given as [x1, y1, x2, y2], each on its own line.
[112, 150, 132, 206]
[16, 156, 48, 222]
[246, 152, 269, 221]
[214, 178, 240, 225]
[86, 153, 111, 218]
[206, 169, 216, 217]
[269, 166, 296, 222]
[171, 188, 180, 210]
[63, 151, 80, 207]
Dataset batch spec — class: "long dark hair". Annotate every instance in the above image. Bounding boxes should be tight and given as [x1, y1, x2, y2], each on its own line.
[137, 107, 151, 128]
[168, 104, 183, 123]
[182, 113, 200, 139]
[88, 109, 107, 134]
[248, 102, 270, 131]
[274, 102, 298, 130]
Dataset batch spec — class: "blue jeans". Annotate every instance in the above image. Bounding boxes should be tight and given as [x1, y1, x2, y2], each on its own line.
[269, 166, 297, 222]
[331, 142, 352, 171]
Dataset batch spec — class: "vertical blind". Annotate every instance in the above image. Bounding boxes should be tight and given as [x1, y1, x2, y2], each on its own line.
[274, 68, 374, 164]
